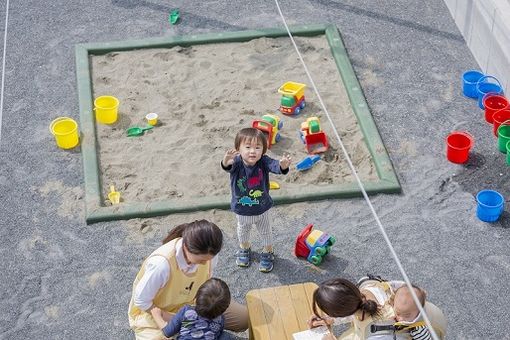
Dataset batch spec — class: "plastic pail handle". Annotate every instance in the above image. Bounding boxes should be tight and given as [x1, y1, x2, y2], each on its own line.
[476, 75, 502, 94]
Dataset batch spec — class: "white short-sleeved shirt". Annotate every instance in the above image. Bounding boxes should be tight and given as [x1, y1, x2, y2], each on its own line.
[133, 239, 218, 311]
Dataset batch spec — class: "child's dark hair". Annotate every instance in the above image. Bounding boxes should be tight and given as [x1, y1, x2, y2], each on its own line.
[234, 127, 268, 154]
[162, 220, 223, 256]
[194, 278, 231, 319]
[313, 278, 379, 321]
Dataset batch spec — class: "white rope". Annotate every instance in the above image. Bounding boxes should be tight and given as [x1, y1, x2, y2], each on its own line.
[0, 0, 10, 144]
[273, 1, 440, 339]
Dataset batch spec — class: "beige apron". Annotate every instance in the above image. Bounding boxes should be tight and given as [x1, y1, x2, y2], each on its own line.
[128, 239, 210, 340]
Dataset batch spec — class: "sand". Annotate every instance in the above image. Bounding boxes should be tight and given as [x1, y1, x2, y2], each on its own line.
[90, 36, 378, 205]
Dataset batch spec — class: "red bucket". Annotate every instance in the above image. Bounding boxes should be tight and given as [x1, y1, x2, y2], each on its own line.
[446, 131, 473, 164]
[492, 109, 510, 136]
[484, 94, 509, 123]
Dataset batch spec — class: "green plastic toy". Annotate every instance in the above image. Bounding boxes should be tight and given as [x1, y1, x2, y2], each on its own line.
[126, 125, 153, 137]
[169, 9, 180, 25]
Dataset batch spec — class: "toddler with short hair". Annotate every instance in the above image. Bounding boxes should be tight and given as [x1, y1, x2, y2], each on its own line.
[221, 127, 291, 272]
[150, 278, 231, 340]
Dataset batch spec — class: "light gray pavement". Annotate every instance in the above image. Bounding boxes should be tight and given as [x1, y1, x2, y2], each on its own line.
[1, 0, 509, 339]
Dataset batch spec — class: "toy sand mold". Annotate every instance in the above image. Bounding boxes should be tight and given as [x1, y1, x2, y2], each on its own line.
[76, 24, 400, 223]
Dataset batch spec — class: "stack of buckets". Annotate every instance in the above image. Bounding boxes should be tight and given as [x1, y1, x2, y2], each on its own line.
[454, 70, 508, 222]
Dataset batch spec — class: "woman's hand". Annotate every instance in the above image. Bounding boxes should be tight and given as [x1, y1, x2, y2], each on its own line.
[150, 306, 163, 319]
[150, 306, 167, 329]
[307, 315, 333, 328]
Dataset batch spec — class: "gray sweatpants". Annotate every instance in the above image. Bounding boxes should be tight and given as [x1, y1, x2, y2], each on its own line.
[236, 210, 273, 248]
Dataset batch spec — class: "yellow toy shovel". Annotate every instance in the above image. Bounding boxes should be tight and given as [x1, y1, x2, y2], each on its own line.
[108, 185, 121, 204]
[269, 181, 280, 190]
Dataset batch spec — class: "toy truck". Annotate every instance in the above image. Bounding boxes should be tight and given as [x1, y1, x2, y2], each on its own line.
[252, 114, 283, 148]
[294, 224, 336, 266]
[300, 116, 329, 154]
[278, 81, 307, 115]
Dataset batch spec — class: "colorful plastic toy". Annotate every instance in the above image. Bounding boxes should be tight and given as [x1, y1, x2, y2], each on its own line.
[108, 185, 120, 205]
[296, 155, 321, 171]
[278, 81, 307, 115]
[169, 9, 180, 24]
[145, 112, 159, 126]
[269, 181, 280, 190]
[294, 224, 336, 266]
[300, 116, 329, 154]
[252, 114, 283, 148]
[126, 125, 153, 137]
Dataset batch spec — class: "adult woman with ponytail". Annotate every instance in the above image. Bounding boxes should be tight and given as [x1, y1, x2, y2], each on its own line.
[128, 220, 248, 339]
[308, 277, 446, 339]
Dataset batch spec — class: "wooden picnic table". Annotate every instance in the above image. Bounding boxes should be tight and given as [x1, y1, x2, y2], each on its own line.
[246, 282, 319, 340]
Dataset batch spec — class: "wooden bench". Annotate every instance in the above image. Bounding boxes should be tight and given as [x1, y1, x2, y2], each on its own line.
[246, 282, 318, 340]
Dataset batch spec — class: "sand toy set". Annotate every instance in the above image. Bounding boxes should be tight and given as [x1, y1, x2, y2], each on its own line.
[447, 71, 509, 222]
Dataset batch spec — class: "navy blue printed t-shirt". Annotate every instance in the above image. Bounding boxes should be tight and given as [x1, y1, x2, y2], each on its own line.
[222, 155, 288, 216]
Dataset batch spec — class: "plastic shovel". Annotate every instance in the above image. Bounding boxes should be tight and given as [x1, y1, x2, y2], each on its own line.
[269, 181, 280, 190]
[296, 155, 321, 171]
[126, 125, 153, 137]
[169, 9, 180, 24]
[108, 185, 120, 204]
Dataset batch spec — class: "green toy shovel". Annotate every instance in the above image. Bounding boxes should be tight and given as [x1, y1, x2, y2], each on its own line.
[169, 9, 180, 25]
[126, 125, 153, 137]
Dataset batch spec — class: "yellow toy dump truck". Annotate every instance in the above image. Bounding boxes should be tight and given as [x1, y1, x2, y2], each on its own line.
[252, 114, 283, 148]
[278, 81, 307, 115]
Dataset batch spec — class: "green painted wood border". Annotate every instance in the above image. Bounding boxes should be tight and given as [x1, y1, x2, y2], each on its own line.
[75, 24, 400, 224]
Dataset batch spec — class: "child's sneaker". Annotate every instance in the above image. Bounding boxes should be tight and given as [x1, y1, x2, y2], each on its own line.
[259, 252, 274, 273]
[236, 247, 251, 267]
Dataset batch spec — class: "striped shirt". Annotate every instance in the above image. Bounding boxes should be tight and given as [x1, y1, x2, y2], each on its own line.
[409, 325, 432, 340]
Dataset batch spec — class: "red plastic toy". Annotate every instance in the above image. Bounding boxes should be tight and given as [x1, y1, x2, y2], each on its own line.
[300, 117, 329, 154]
[294, 224, 336, 266]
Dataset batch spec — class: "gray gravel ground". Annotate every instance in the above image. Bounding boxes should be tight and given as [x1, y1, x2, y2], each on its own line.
[1, 0, 509, 339]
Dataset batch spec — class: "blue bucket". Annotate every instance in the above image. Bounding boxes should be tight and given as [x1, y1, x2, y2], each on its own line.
[476, 75, 503, 109]
[476, 190, 504, 222]
[462, 70, 484, 98]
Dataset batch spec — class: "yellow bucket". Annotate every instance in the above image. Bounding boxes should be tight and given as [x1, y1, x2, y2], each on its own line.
[94, 96, 119, 124]
[50, 117, 79, 149]
[145, 112, 159, 126]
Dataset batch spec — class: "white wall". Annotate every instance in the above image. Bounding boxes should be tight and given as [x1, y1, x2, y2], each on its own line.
[444, 0, 510, 93]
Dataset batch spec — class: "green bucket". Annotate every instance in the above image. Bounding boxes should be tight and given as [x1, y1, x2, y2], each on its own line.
[497, 124, 510, 153]
[507, 141, 510, 165]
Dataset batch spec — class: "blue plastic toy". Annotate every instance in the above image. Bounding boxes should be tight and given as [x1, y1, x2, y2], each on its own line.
[296, 155, 321, 171]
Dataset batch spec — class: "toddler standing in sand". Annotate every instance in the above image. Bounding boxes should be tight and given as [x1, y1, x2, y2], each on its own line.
[221, 127, 291, 272]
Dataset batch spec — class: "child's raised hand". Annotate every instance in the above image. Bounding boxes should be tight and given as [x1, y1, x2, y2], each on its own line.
[222, 149, 239, 167]
[279, 153, 292, 170]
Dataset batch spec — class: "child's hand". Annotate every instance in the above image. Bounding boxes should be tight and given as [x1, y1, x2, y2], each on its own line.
[222, 149, 238, 167]
[279, 153, 292, 170]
